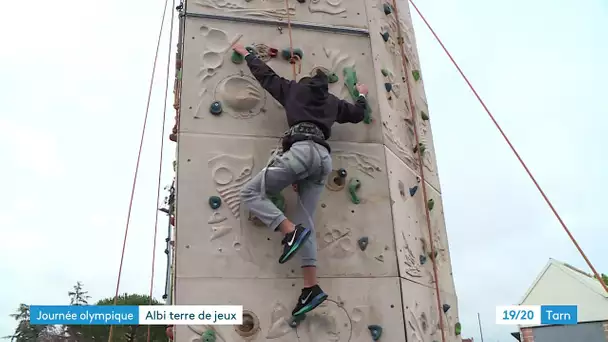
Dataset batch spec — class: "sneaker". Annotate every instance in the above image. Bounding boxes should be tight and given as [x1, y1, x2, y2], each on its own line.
[292, 285, 328, 316]
[278, 224, 311, 264]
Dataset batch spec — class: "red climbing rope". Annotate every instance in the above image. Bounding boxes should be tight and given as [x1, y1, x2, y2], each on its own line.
[407, 0, 608, 294]
[390, 1, 447, 342]
[146, 0, 176, 341]
[283, 0, 298, 79]
[107, 0, 172, 340]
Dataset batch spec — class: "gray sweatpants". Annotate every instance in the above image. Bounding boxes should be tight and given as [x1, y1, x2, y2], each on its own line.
[240, 140, 332, 267]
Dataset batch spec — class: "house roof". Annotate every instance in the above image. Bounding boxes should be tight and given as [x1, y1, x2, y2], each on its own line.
[517, 258, 608, 326]
[519, 258, 608, 304]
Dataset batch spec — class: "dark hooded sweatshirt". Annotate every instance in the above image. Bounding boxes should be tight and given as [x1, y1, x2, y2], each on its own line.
[245, 54, 367, 152]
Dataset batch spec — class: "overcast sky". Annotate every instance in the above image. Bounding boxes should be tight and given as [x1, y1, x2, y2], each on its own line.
[0, 0, 606, 341]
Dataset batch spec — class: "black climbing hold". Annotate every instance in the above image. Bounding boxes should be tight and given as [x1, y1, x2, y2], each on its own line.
[208, 196, 222, 209]
[289, 313, 306, 328]
[297, 0, 306, 3]
[384, 82, 392, 92]
[421, 111, 429, 120]
[368, 325, 383, 341]
[442, 304, 451, 313]
[162, 293, 168, 299]
[209, 101, 223, 115]
[427, 198, 435, 211]
[383, 3, 393, 15]
[413, 142, 426, 154]
[164, 249, 169, 254]
[380, 32, 390, 42]
[358, 237, 369, 251]
[281, 48, 303, 60]
[409, 185, 418, 196]
[246, 46, 255, 54]
[337, 168, 347, 178]
[419, 254, 427, 265]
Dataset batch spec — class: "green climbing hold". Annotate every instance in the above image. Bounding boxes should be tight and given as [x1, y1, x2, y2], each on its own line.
[455, 322, 462, 335]
[343, 67, 372, 124]
[268, 192, 286, 213]
[383, 3, 393, 15]
[327, 72, 339, 83]
[208, 196, 222, 209]
[348, 178, 361, 204]
[412, 70, 421, 81]
[384, 82, 392, 92]
[368, 325, 383, 341]
[231, 51, 245, 64]
[413, 142, 426, 155]
[381, 68, 390, 77]
[201, 329, 216, 342]
[281, 48, 303, 60]
[380, 31, 390, 42]
[209, 101, 223, 115]
[421, 111, 429, 120]
[427, 198, 435, 211]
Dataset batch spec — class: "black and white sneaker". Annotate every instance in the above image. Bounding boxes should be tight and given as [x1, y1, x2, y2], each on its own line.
[292, 284, 328, 316]
[278, 224, 312, 264]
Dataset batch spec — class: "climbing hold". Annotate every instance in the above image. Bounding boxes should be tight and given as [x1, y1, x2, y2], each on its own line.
[412, 70, 421, 81]
[343, 67, 372, 124]
[201, 329, 216, 342]
[380, 31, 390, 42]
[246, 46, 255, 54]
[455, 322, 462, 335]
[421, 111, 429, 120]
[296, 0, 306, 3]
[327, 72, 339, 83]
[338, 168, 347, 178]
[169, 133, 177, 142]
[442, 304, 451, 313]
[357, 237, 369, 251]
[281, 48, 303, 60]
[419, 254, 427, 265]
[383, 3, 393, 15]
[208, 196, 222, 210]
[413, 142, 426, 155]
[384, 83, 392, 92]
[427, 198, 435, 211]
[368, 325, 383, 341]
[428, 250, 438, 260]
[289, 313, 306, 328]
[268, 192, 286, 213]
[231, 51, 245, 64]
[409, 185, 418, 196]
[381, 68, 389, 77]
[348, 178, 362, 204]
[209, 101, 223, 115]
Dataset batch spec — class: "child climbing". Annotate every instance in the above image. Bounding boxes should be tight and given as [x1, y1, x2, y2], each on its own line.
[234, 44, 369, 318]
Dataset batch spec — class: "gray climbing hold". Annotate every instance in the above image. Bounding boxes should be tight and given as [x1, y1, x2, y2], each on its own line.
[358, 237, 369, 251]
[409, 185, 418, 196]
[383, 3, 393, 15]
[368, 325, 383, 341]
[380, 32, 390, 42]
[442, 304, 451, 313]
[384, 82, 392, 92]
[419, 255, 427, 265]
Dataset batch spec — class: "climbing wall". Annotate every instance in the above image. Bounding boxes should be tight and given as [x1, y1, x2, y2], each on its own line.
[169, 0, 461, 341]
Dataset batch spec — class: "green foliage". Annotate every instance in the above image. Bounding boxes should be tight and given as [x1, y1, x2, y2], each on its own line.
[6, 283, 168, 342]
[594, 273, 608, 286]
[68, 293, 167, 342]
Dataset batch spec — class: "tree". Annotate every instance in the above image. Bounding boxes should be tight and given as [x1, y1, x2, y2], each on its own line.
[67, 294, 167, 342]
[68, 282, 91, 306]
[3, 304, 60, 342]
[594, 273, 608, 287]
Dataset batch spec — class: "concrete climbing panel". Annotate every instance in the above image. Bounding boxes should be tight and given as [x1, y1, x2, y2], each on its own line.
[176, 133, 397, 279]
[179, 17, 382, 144]
[385, 147, 456, 296]
[174, 277, 405, 342]
[186, 0, 369, 29]
[364, 0, 441, 191]
[401, 278, 462, 342]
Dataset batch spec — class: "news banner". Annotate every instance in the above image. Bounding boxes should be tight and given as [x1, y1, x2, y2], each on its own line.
[30, 304, 577, 326]
[30, 305, 243, 325]
[496, 305, 578, 325]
